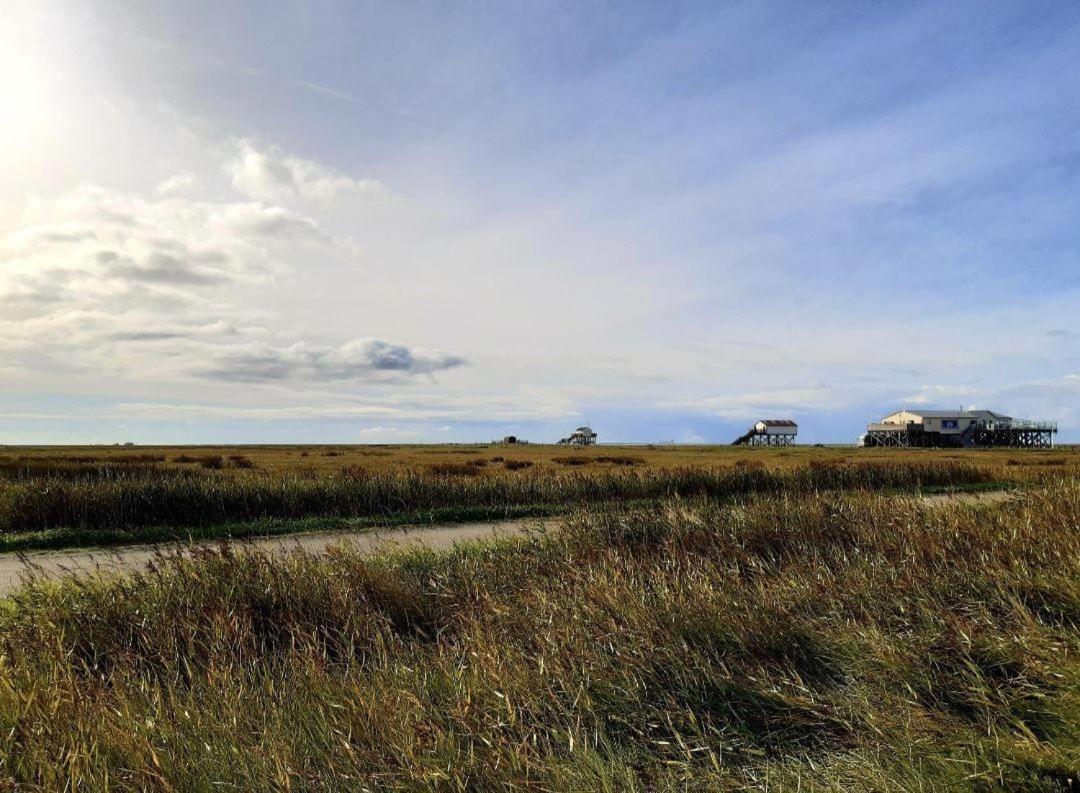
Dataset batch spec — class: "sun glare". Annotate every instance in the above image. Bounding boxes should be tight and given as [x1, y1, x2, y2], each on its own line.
[0, 6, 69, 149]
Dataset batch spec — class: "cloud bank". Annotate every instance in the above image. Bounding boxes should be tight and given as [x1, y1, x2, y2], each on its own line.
[0, 168, 463, 387]
[226, 139, 388, 204]
[199, 338, 466, 383]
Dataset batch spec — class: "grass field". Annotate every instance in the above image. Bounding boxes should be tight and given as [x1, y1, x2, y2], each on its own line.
[0, 476, 1075, 789]
[1, 443, 1074, 550]
[5, 441, 1079, 474]
[0, 445, 1076, 788]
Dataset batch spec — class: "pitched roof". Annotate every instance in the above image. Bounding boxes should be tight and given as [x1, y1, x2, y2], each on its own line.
[967, 410, 1012, 421]
[886, 409, 974, 418]
[885, 408, 1014, 421]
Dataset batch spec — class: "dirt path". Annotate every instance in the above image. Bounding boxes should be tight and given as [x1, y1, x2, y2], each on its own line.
[918, 489, 1018, 507]
[0, 518, 553, 596]
[0, 489, 1018, 595]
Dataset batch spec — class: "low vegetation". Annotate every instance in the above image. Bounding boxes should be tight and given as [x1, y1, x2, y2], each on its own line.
[0, 481, 1076, 788]
[426, 459, 489, 477]
[553, 455, 593, 466]
[0, 458, 999, 548]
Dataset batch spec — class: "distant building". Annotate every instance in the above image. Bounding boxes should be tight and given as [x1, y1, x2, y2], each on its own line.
[732, 419, 798, 446]
[863, 408, 1056, 448]
[558, 426, 597, 445]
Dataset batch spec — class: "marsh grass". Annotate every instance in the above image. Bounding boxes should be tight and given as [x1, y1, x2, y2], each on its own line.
[426, 459, 488, 477]
[594, 454, 645, 465]
[553, 454, 592, 466]
[0, 482, 1075, 789]
[0, 459, 996, 541]
[0, 458, 175, 483]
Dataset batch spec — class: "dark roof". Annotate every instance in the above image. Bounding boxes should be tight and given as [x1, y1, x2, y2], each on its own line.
[967, 410, 1012, 421]
[886, 409, 973, 418]
[757, 419, 797, 427]
[887, 408, 1013, 421]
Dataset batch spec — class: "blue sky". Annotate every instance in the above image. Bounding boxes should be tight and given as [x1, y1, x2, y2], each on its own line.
[1, 1, 1079, 444]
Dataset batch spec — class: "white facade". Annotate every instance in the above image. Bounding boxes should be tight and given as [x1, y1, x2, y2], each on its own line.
[753, 420, 797, 436]
[880, 409, 997, 435]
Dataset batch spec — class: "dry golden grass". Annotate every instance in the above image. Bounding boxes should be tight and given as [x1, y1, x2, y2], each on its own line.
[0, 443, 1073, 552]
[0, 447, 1076, 787]
[3, 442, 1078, 476]
[0, 482, 1075, 789]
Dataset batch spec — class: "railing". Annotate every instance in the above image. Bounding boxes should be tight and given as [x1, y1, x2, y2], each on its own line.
[976, 420, 1057, 432]
[1011, 420, 1057, 431]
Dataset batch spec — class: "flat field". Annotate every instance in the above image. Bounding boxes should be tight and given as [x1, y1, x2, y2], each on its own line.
[6, 441, 1080, 473]
[0, 447, 1074, 789]
[1, 443, 1076, 551]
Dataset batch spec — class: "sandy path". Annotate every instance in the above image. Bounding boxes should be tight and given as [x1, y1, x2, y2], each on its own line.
[0, 489, 1018, 594]
[918, 489, 1018, 507]
[0, 518, 552, 595]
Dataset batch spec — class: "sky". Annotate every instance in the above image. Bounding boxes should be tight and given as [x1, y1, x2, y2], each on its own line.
[1, 1, 1079, 445]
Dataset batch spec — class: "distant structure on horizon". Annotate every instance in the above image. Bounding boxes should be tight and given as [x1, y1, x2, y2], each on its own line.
[558, 426, 597, 446]
[860, 408, 1057, 449]
[732, 419, 798, 446]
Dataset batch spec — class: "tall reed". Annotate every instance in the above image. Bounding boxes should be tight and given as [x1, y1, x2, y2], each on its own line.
[0, 481, 1074, 789]
[0, 459, 995, 534]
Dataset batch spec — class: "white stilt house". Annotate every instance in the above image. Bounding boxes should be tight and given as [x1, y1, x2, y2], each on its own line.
[862, 408, 1056, 448]
[733, 419, 798, 446]
[558, 426, 597, 446]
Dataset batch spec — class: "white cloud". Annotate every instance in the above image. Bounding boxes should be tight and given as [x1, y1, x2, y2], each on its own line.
[155, 173, 197, 195]
[225, 139, 387, 204]
[357, 425, 421, 440]
[899, 384, 974, 406]
[668, 385, 842, 421]
[0, 179, 460, 387]
[0, 185, 329, 341]
[21, 389, 574, 424]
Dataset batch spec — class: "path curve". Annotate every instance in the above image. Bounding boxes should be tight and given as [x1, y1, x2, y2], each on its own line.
[0, 518, 553, 595]
[0, 490, 1015, 594]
